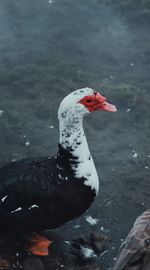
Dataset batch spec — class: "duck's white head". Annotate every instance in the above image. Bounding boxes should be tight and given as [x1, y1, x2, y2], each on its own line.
[58, 87, 117, 120]
[57, 87, 117, 194]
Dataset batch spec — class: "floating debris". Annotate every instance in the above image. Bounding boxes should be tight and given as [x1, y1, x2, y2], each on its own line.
[85, 216, 99, 226]
[145, 166, 149, 169]
[130, 62, 135, 66]
[132, 150, 138, 158]
[49, 125, 54, 129]
[126, 108, 131, 112]
[48, 0, 53, 4]
[25, 141, 30, 146]
[110, 75, 114, 79]
[81, 246, 97, 258]
[0, 110, 4, 116]
[107, 200, 113, 205]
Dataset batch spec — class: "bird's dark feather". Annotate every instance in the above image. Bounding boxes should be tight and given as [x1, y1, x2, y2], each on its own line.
[0, 152, 95, 233]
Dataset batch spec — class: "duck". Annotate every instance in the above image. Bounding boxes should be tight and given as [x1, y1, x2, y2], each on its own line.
[113, 209, 150, 270]
[0, 87, 117, 256]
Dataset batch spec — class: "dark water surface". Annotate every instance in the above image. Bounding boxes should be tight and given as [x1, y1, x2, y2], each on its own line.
[0, 0, 150, 268]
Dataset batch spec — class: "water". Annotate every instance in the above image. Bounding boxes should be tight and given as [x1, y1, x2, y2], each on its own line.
[0, 0, 150, 268]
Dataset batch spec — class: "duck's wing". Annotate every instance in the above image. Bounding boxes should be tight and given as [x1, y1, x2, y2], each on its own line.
[113, 209, 150, 270]
[0, 157, 56, 216]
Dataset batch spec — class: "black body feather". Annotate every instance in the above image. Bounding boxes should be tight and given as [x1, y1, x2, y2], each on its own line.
[0, 145, 95, 233]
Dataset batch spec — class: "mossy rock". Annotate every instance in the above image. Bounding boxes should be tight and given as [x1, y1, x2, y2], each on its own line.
[98, 80, 150, 110]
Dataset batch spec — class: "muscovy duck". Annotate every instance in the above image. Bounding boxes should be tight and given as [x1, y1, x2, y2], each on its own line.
[0, 87, 117, 255]
[113, 209, 150, 270]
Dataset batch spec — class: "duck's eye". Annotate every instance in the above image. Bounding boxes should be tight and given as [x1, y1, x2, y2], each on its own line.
[144, 238, 150, 247]
[86, 99, 92, 103]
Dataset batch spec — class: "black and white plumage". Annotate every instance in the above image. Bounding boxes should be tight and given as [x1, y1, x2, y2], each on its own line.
[0, 88, 117, 233]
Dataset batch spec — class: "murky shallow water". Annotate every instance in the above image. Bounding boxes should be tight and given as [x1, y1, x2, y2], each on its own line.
[0, 0, 150, 268]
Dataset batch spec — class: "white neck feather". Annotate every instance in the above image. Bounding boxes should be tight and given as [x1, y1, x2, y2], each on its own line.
[58, 106, 99, 195]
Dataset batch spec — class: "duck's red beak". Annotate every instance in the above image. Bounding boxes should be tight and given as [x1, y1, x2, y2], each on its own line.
[99, 101, 117, 112]
[94, 92, 117, 112]
[79, 91, 117, 112]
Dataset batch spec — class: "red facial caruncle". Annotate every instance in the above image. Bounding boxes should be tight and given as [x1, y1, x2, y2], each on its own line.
[78, 91, 117, 112]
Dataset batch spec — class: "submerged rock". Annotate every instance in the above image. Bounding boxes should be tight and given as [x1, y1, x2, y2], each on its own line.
[0, 232, 107, 270]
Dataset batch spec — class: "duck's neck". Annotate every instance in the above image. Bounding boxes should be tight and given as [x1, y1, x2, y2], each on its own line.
[57, 114, 99, 195]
